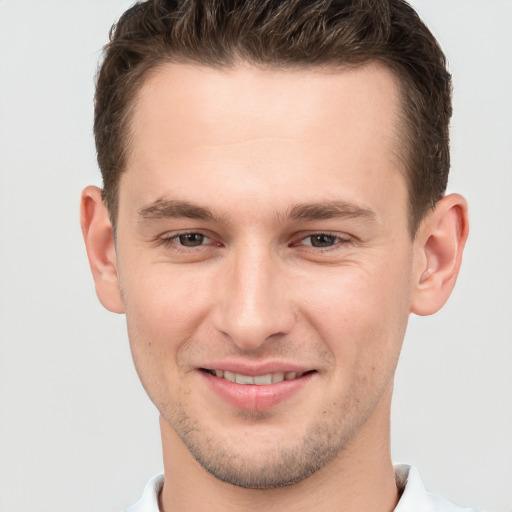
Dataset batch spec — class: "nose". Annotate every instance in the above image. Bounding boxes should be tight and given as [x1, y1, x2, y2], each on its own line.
[212, 244, 295, 351]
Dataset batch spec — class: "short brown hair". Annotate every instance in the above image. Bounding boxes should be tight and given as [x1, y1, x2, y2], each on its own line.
[94, 0, 452, 235]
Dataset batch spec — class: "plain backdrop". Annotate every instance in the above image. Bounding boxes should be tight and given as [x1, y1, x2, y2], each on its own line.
[0, 1, 511, 511]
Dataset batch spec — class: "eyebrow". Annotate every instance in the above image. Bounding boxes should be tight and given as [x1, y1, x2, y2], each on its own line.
[138, 199, 219, 221]
[287, 201, 377, 222]
[137, 198, 376, 224]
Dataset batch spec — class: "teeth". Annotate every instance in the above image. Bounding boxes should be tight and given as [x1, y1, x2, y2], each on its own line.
[209, 369, 305, 385]
[223, 371, 236, 383]
[272, 371, 285, 384]
[254, 374, 272, 385]
[235, 373, 255, 385]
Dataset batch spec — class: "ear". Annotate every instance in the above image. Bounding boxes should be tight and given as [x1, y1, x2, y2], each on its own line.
[80, 186, 124, 313]
[410, 193, 469, 316]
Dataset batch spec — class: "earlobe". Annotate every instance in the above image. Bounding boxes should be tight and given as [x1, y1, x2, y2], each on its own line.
[410, 194, 469, 316]
[80, 186, 124, 314]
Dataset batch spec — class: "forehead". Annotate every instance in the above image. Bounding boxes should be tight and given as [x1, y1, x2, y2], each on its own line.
[122, 61, 407, 225]
[130, 61, 402, 150]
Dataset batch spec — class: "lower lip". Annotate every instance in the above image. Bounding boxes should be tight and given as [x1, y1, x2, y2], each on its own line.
[201, 371, 315, 411]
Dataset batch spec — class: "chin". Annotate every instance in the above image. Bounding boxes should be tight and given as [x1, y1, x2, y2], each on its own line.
[167, 407, 355, 489]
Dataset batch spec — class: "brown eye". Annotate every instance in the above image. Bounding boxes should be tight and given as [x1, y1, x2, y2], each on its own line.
[307, 234, 338, 247]
[177, 233, 206, 247]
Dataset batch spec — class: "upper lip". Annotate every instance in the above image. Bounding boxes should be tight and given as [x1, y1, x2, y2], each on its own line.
[198, 361, 314, 376]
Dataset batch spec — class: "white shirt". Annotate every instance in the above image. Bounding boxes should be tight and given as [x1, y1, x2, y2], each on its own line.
[124, 465, 483, 512]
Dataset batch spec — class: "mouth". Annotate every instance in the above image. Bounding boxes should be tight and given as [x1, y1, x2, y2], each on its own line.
[199, 366, 316, 410]
[200, 368, 314, 385]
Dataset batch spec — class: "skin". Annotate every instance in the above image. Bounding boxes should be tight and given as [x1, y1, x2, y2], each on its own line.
[81, 62, 468, 512]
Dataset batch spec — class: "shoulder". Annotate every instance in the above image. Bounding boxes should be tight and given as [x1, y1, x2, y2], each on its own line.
[394, 465, 484, 512]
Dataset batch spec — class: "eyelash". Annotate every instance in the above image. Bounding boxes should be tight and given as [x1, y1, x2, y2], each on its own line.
[158, 231, 352, 252]
[293, 233, 352, 250]
[159, 231, 216, 251]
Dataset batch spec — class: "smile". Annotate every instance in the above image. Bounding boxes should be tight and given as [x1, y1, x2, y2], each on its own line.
[203, 369, 309, 385]
[200, 367, 316, 410]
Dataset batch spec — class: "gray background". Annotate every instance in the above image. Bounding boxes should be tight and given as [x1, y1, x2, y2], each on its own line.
[0, 1, 510, 511]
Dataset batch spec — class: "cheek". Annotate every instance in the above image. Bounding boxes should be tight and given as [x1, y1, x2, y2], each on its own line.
[296, 258, 411, 373]
[119, 266, 213, 392]
[122, 262, 213, 334]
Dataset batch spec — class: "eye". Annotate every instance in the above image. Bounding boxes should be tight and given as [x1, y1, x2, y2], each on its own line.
[176, 233, 210, 247]
[300, 233, 349, 248]
[160, 231, 214, 248]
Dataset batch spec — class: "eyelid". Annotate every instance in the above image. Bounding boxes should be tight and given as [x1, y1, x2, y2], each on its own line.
[292, 231, 353, 250]
[297, 231, 351, 242]
[156, 229, 353, 250]
[159, 230, 218, 248]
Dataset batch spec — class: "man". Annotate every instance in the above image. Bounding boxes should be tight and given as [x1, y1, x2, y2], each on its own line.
[80, 1, 476, 511]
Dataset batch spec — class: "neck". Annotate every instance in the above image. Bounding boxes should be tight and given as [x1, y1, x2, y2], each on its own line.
[159, 393, 398, 512]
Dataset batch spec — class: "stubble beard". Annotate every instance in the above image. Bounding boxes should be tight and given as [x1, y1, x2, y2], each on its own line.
[163, 399, 368, 489]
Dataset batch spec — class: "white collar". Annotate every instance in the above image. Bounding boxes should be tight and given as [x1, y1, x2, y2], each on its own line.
[124, 465, 482, 512]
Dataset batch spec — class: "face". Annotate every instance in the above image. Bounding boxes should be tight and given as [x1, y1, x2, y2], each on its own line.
[114, 62, 416, 487]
